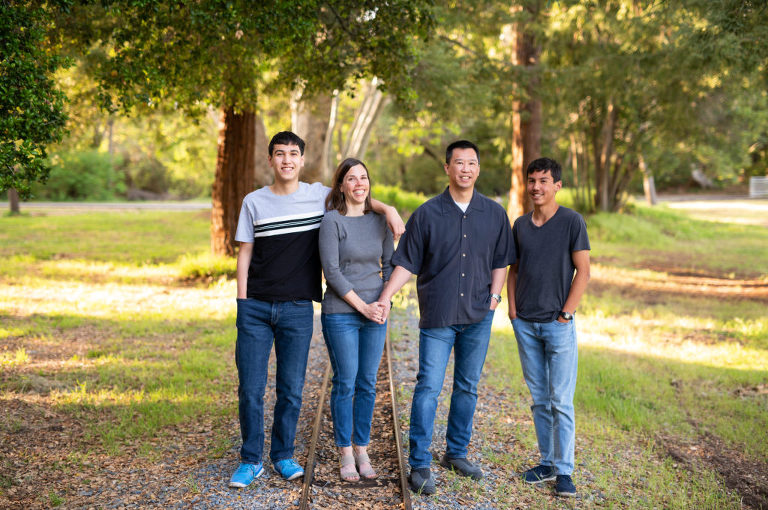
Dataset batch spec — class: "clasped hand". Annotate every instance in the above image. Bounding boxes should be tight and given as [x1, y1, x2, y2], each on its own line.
[362, 300, 391, 324]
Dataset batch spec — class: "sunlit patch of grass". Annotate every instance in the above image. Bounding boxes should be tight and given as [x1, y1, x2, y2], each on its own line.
[0, 347, 30, 367]
[0, 211, 210, 264]
[177, 252, 236, 280]
[588, 204, 768, 278]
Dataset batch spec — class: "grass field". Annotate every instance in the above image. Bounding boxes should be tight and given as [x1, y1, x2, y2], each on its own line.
[1, 201, 766, 508]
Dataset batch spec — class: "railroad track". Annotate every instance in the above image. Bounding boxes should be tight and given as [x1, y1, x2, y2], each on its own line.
[299, 331, 412, 510]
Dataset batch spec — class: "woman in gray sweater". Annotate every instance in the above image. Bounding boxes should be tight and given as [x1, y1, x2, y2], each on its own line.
[319, 158, 394, 482]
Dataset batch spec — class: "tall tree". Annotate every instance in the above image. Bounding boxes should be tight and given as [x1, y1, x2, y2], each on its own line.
[55, 0, 432, 255]
[505, 1, 544, 220]
[1, 2, 68, 205]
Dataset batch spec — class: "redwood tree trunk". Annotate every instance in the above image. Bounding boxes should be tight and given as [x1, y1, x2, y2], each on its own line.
[507, 8, 542, 223]
[211, 107, 256, 257]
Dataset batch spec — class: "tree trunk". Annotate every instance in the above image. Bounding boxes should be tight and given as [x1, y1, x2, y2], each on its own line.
[639, 153, 657, 205]
[292, 91, 333, 184]
[324, 90, 340, 175]
[211, 106, 256, 257]
[254, 112, 271, 187]
[9, 188, 20, 215]
[595, 99, 617, 211]
[343, 77, 388, 160]
[506, 4, 542, 223]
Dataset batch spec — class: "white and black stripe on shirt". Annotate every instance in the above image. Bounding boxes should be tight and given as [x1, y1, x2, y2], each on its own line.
[253, 211, 324, 237]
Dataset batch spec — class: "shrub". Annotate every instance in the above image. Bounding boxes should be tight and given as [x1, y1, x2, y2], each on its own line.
[371, 185, 427, 215]
[35, 151, 125, 200]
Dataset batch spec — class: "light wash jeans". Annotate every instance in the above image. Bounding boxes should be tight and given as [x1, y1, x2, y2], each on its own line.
[511, 316, 578, 475]
[408, 310, 494, 468]
[321, 312, 387, 447]
[235, 298, 314, 464]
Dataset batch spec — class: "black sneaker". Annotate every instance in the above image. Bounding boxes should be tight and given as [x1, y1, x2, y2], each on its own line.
[522, 464, 556, 484]
[408, 468, 436, 495]
[555, 474, 577, 497]
[439, 454, 483, 480]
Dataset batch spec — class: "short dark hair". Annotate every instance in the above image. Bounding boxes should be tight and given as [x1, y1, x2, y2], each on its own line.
[526, 157, 562, 183]
[268, 131, 305, 156]
[445, 140, 480, 164]
[325, 158, 373, 215]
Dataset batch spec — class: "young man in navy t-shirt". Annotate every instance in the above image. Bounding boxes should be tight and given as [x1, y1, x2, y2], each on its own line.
[507, 157, 591, 498]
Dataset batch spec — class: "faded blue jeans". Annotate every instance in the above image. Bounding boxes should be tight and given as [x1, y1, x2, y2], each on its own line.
[408, 310, 494, 468]
[321, 312, 387, 447]
[511, 316, 578, 475]
[235, 298, 314, 464]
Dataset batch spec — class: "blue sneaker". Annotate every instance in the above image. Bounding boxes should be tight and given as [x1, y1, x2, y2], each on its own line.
[229, 462, 264, 488]
[522, 464, 556, 484]
[274, 458, 304, 480]
[555, 474, 577, 497]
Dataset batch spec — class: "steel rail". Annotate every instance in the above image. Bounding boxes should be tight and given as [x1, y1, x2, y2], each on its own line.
[299, 361, 332, 510]
[385, 330, 412, 510]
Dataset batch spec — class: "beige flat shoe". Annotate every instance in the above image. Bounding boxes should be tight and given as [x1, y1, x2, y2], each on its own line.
[354, 450, 377, 479]
[339, 453, 359, 482]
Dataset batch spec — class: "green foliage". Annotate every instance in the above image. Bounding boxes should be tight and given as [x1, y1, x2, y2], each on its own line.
[371, 184, 427, 213]
[117, 152, 170, 195]
[57, 0, 434, 113]
[0, 2, 69, 198]
[33, 151, 125, 201]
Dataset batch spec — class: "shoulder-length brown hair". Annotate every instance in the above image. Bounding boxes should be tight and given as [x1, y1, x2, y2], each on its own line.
[325, 158, 374, 215]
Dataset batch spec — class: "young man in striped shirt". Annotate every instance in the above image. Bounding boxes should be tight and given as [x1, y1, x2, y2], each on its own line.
[228, 131, 404, 488]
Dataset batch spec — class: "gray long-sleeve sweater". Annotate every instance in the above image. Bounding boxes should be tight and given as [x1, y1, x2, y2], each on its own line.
[318, 210, 394, 314]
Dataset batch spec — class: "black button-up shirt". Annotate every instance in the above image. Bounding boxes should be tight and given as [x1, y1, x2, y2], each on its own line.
[392, 187, 516, 328]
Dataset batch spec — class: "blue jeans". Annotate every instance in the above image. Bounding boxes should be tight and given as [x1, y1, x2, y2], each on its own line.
[408, 310, 494, 468]
[235, 298, 314, 464]
[321, 313, 387, 447]
[512, 317, 578, 475]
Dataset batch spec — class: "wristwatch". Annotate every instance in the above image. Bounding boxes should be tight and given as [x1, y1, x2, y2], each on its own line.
[490, 293, 502, 304]
[559, 311, 574, 321]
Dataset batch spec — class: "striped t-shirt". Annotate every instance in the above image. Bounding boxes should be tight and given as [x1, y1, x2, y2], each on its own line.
[235, 182, 330, 302]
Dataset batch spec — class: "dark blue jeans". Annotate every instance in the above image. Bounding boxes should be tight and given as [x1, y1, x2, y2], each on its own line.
[235, 298, 314, 464]
[321, 312, 387, 447]
[408, 310, 494, 468]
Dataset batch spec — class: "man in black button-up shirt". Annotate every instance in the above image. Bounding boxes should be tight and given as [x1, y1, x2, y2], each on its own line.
[377, 140, 515, 494]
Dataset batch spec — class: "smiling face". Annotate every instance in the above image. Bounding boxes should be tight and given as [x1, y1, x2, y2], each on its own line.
[341, 164, 370, 207]
[527, 169, 562, 207]
[268, 143, 304, 185]
[444, 147, 480, 191]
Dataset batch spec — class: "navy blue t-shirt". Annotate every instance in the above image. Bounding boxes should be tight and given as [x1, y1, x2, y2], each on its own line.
[393, 188, 516, 328]
[513, 206, 590, 322]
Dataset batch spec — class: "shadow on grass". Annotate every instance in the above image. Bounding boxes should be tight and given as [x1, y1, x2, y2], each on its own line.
[1, 312, 239, 454]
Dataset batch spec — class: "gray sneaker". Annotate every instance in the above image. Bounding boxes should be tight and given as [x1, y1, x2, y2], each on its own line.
[439, 454, 483, 480]
[408, 468, 436, 495]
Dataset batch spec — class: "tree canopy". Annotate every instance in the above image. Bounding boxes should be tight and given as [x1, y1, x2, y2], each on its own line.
[1, 2, 69, 199]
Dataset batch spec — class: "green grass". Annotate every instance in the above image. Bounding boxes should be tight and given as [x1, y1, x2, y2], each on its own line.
[587, 204, 768, 278]
[1, 201, 766, 508]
